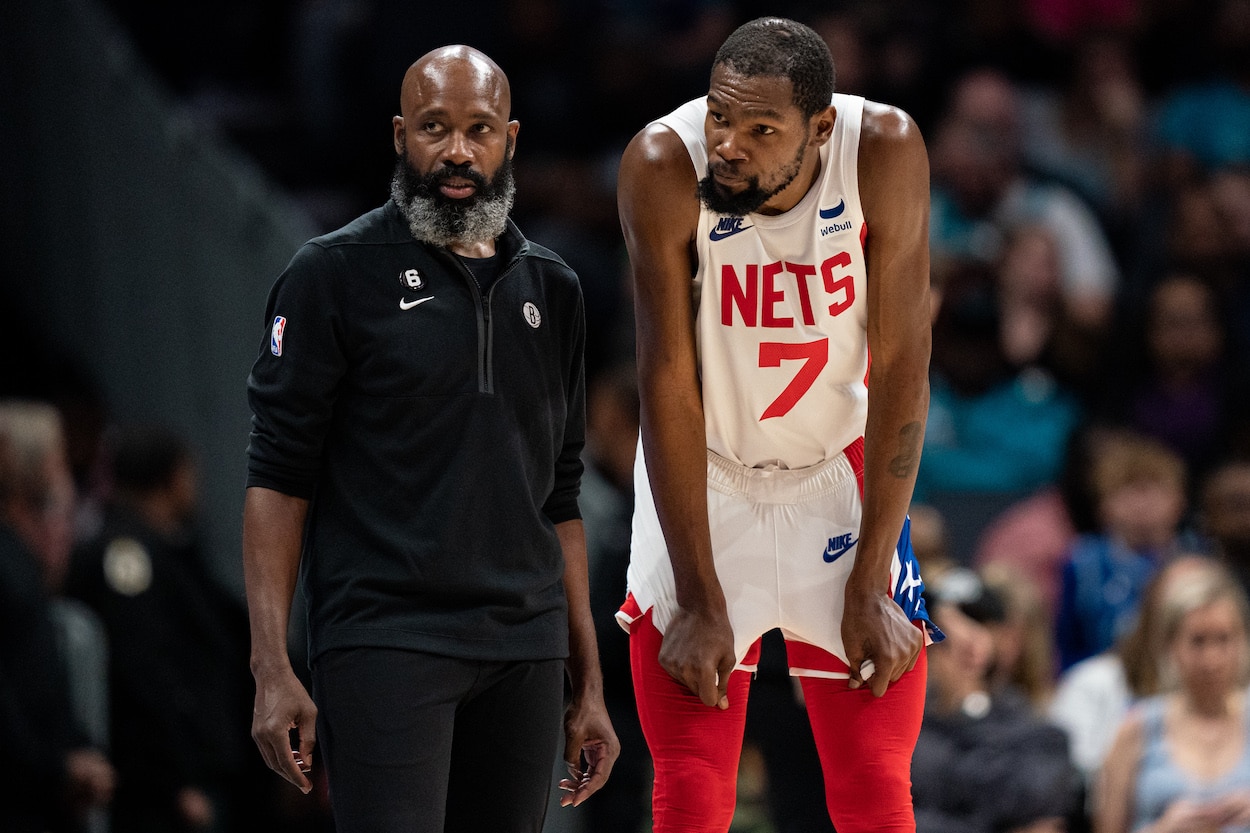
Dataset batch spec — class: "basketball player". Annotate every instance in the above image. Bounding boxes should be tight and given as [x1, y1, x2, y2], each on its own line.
[616, 18, 939, 832]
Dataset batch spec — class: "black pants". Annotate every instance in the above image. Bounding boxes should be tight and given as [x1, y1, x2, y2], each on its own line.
[312, 647, 564, 833]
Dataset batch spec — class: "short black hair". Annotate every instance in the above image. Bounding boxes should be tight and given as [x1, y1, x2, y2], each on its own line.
[712, 17, 835, 119]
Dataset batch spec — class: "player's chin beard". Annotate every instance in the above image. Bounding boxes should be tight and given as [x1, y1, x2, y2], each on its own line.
[390, 149, 516, 248]
[697, 142, 805, 217]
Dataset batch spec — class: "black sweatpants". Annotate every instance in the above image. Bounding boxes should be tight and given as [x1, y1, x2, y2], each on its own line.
[312, 647, 565, 833]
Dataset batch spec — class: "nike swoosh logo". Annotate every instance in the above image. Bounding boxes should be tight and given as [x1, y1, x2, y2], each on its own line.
[818, 199, 846, 220]
[823, 537, 858, 563]
[708, 224, 753, 241]
[399, 297, 434, 310]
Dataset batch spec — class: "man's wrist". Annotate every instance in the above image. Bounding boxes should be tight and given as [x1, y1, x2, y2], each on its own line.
[564, 667, 605, 701]
[249, 652, 293, 678]
[674, 576, 727, 614]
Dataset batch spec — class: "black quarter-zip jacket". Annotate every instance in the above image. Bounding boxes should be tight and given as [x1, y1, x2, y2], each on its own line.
[246, 201, 585, 663]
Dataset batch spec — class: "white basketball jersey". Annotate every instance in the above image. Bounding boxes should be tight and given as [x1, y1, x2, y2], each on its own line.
[656, 94, 870, 470]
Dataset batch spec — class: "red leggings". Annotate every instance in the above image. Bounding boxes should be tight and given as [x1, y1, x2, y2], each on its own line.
[630, 610, 926, 833]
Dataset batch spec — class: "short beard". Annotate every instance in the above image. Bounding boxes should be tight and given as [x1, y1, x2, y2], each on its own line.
[390, 145, 516, 248]
[697, 142, 805, 217]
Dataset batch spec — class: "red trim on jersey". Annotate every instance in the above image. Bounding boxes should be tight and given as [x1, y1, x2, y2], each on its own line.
[844, 436, 865, 499]
[862, 221, 872, 387]
[617, 592, 644, 628]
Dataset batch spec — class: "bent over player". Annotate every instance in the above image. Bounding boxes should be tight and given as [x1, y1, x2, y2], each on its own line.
[616, 17, 939, 833]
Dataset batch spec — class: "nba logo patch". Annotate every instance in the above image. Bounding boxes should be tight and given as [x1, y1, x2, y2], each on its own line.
[271, 316, 286, 356]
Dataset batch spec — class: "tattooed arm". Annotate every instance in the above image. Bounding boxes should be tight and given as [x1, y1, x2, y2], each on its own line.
[841, 102, 932, 697]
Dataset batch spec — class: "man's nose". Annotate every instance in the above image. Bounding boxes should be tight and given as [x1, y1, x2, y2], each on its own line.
[441, 131, 474, 167]
[713, 129, 747, 163]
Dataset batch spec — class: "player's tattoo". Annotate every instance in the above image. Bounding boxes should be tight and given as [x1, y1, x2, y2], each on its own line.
[888, 422, 923, 478]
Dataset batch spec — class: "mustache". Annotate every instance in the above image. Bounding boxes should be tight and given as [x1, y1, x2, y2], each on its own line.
[411, 162, 490, 197]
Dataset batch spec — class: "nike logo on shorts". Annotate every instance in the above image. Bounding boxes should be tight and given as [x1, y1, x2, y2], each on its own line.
[823, 532, 858, 563]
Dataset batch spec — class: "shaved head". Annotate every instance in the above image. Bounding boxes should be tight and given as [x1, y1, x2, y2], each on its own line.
[399, 45, 512, 122]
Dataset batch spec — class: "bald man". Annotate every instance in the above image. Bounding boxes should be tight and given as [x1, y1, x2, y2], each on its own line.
[243, 46, 618, 833]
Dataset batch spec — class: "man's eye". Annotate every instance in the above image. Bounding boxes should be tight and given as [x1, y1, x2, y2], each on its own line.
[756, 125, 776, 135]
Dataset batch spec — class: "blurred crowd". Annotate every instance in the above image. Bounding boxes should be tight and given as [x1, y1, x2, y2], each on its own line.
[4, 0, 1250, 831]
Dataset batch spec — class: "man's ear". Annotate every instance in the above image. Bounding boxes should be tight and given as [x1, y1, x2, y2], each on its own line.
[393, 115, 406, 156]
[506, 120, 520, 159]
[812, 105, 837, 147]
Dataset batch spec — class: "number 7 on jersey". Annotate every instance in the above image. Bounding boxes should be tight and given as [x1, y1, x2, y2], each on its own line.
[758, 338, 829, 420]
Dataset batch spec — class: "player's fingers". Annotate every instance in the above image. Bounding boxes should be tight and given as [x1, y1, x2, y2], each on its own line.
[846, 653, 866, 690]
[902, 641, 922, 675]
[715, 655, 735, 710]
[282, 735, 314, 794]
[297, 715, 318, 769]
[575, 740, 615, 800]
[569, 767, 610, 806]
[262, 726, 310, 792]
[562, 736, 584, 780]
[253, 721, 291, 781]
[571, 743, 617, 806]
[695, 665, 721, 708]
[867, 658, 895, 698]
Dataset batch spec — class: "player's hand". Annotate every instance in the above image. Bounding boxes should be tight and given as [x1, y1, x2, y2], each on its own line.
[558, 693, 620, 807]
[659, 602, 736, 709]
[841, 583, 922, 697]
[251, 665, 318, 794]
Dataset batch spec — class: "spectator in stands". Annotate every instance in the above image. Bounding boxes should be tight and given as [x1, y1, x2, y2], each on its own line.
[1096, 271, 1250, 482]
[929, 68, 1121, 332]
[917, 258, 1082, 517]
[1151, 0, 1250, 184]
[913, 567, 1082, 833]
[66, 424, 272, 832]
[1055, 431, 1192, 670]
[1019, 30, 1147, 232]
[976, 422, 1112, 620]
[1202, 460, 1250, 599]
[0, 400, 115, 833]
[1096, 560, 1250, 833]
[1049, 554, 1215, 790]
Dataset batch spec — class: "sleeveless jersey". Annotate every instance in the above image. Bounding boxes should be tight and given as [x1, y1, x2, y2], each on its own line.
[657, 94, 870, 470]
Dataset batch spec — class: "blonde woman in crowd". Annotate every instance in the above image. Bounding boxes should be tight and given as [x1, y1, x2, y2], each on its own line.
[1096, 560, 1250, 833]
[1051, 556, 1214, 789]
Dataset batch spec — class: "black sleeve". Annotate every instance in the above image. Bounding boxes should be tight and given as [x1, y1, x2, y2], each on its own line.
[913, 705, 1082, 833]
[246, 242, 349, 498]
[542, 274, 586, 525]
[0, 553, 73, 806]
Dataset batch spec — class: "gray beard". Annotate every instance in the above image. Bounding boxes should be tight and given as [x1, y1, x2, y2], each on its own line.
[390, 166, 515, 249]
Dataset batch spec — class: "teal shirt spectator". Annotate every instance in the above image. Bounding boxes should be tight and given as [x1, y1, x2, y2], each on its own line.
[1154, 81, 1250, 171]
[916, 367, 1083, 502]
